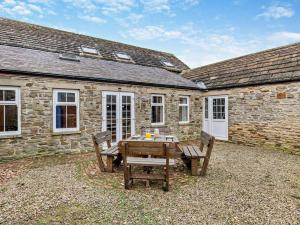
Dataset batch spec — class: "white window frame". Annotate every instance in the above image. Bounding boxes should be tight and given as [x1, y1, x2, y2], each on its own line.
[179, 96, 189, 124]
[151, 94, 165, 126]
[53, 89, 80, 133]
[0, 86, 21, 136]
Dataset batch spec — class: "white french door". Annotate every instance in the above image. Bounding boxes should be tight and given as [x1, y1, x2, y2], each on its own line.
[102, 91, 135, 143]
[203, 96, 228, 140]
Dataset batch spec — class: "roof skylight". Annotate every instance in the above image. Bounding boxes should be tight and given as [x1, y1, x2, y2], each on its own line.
[115, 52, 131, 60]
[59, 53, 80, 62]
[194, 80, 207, 90]
[161, 60, 174, 67]
[81, 46, 99, 55]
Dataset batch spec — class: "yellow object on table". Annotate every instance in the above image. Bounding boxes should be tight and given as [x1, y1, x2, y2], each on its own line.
[145, 133, 152, 139]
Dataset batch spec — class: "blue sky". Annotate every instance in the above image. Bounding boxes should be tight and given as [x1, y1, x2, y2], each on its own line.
[0, 0, 299, 68]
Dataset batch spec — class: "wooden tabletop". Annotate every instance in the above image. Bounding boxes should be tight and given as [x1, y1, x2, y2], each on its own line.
[125, 135, 179, 143]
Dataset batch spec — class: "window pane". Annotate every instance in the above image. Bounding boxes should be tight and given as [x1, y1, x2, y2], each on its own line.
[58, 92, 66, 102]
[152, 106, 163, 123]
[0, 90, 3, 101]
[180, 97, 187, 104]
[0, 105, 4, 132]
[180, 106, 188, 122]
[67, 93, 75, 102]
[67, 106, 77, 128]
[5, 105, 18, 131]
[152, 96, 162, 104]
[4, 90, 16, 101]
[56, 106, 67, 128]
[205, 98, 208, 119]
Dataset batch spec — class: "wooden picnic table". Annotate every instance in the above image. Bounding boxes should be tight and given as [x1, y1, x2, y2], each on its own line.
[118, 135, 182, 158]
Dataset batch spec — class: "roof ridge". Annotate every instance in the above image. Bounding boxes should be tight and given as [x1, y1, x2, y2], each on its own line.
[191, 41, 300, 70]
[0, 17, 175, 57]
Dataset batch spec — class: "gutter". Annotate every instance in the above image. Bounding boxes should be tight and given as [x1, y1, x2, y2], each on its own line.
[205, 77, 300, 90]
[0, 68, 202, 91]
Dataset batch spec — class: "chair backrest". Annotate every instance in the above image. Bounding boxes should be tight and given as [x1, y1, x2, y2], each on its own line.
[199, 131, 214, 152]
[92, 131, 112, 148]
[141, 127, 171, 135]
[199, 131, 215, 176]
[122, 141, 169, 158]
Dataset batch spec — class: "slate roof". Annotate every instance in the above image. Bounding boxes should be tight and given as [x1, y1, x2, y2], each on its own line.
[0, 17, 188, 72]
[0, 45, 199, 89]
[0, 18, 198, 89]
[183, 42, 300, 89]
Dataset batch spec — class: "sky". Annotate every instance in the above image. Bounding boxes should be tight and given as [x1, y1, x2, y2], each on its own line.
[0, 0, 299, 68]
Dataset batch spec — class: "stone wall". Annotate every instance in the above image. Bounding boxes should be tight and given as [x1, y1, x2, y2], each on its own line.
[0, 73, 202, 160]
[203, 81, 300, 155]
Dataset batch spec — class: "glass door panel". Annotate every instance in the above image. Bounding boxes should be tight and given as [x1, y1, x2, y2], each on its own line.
[102, 92, 135, 143]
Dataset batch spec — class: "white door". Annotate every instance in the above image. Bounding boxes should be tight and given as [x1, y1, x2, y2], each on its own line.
[203, 96, 228, 140]
[102, 91, 135, 143]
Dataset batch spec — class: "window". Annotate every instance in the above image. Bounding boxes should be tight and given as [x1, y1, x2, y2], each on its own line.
[81, 46, 99, 55]
[53, 89, 79, 132]
[115, 52, 132, 61]
[161, 60, 174, 67]
[204, 97, 208, 119]
[59, 53, 80, 62]
[179, 96, 189, 123]
[213, 98, 225, 119]
[151, 95, 164, 125]
[0, 87, 21, 136]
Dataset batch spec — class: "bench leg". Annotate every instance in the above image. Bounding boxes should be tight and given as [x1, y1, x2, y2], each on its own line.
[106, 156, 114, 173]
[124, 165, 130, 189]
[191, 158, 199, 176]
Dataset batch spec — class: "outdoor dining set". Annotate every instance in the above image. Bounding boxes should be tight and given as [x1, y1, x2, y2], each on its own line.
[92, 128, 215, 191]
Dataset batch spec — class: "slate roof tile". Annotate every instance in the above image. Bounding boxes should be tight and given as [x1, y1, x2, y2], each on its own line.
[0, 18, 188, 72]
[183, 42, 300, 89]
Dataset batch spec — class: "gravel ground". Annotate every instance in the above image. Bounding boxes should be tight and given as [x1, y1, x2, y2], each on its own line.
[0, 142, 299, 225]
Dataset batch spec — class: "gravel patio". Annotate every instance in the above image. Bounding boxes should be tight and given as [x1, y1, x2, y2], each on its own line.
[0, 142, 299, 225]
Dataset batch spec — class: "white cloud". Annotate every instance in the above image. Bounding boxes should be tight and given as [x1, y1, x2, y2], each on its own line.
[0, 1, 43, 16]
[140, 0, 171, 13]
[127, 13, 143, 23]
[268, 32, 300, 42]
[182, 0, 200, 7]
[79, 15, 106, 24]
[63, 0, 135, 14]
[63, 0, 96, 12]
[0, 0, 54, 17]
[257, 4, 294, 19]
[128, 26, 183, 40]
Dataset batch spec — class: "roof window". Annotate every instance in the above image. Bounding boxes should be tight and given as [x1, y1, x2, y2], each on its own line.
[115, 52, 131, 61]
[59, 53, 80, 62]
[161, 60, 175, 67]
[194, 80, 207, 90]
[81, 46, 99, 55]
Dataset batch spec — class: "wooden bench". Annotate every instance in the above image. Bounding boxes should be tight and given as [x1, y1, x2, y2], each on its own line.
[121, 141, 173, 191]
[180, 131, 215, 176]
[92, 131, 121, 173]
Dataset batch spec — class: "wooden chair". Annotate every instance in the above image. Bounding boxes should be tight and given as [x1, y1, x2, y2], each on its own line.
[141, 126, 171, 135]
[120, 141, 175, 191]
[180, 131, 215, 176]
[92, 131, 121, 172]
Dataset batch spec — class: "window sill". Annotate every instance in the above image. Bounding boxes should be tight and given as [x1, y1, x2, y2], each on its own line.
[179, 122, 190, 126]
[150, 124, 166, 128]
[0, 134, 22, 139]
[52, 131, 81, 136]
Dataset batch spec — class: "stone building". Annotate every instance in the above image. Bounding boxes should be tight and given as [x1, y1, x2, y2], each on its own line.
[0, 18, 202, 159]
[0, 18, 299, 159]
[183, 42, 300, 154]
